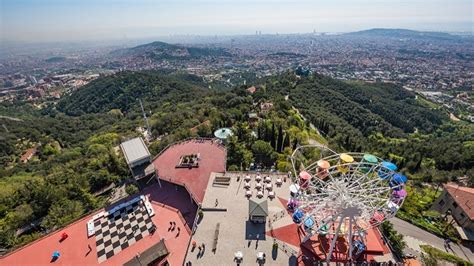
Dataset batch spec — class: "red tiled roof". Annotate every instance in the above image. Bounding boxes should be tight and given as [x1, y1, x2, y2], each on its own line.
[246, 86, 256, 94]
[444, 183, 474, 220]
[152, 139, 226, 203]
[20, 147, 36, 162]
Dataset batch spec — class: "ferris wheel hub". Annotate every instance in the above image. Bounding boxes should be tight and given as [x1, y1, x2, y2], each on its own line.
[341, 206, 362, 217]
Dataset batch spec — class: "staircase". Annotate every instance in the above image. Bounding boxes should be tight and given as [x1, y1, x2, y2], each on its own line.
[213, 176, 231, 187]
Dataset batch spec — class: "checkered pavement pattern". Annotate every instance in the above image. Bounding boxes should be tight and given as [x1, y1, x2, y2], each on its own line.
[95, 201, 154, 263]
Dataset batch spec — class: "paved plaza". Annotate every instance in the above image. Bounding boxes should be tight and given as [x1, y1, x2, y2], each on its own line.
[185, 171, 297, 265]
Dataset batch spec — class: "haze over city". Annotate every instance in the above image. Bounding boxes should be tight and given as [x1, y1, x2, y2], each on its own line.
[1, 0, 473, 42]
[1, 0, 473, 265]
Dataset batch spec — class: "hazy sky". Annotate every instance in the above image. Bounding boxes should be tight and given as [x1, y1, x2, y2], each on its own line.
[1, 0, 473, 42]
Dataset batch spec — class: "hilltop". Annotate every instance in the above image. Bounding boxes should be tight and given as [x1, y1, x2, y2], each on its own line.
[111, 41, 231, 60]
[57, 71, 210, 116]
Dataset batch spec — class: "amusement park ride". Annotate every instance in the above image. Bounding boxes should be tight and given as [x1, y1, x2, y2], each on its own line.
[288, 145, 407, 262]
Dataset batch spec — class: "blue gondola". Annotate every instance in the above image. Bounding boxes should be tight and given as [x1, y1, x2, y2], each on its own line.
[292, 209, 304, 224]
[389, 180, 403, 191]
[392, 173, 408, 184]
[378, 161, 398, 180]
[303, 217, 315, 230]
[389, 173, 407, 190]
[352, 240, 366, 256]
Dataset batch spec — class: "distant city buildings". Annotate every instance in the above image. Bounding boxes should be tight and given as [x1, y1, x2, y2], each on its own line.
[1, 33, 472, 119]
[0, 72, 104, 102]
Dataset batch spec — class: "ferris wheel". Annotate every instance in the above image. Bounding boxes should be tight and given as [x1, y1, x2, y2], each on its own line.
[288, 145, 407, 262]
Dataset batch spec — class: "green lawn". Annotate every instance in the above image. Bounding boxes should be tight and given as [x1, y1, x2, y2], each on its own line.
[416, 95, 440, 109]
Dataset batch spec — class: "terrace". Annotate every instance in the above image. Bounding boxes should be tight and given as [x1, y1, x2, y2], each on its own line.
[185, 171, 294, 265]
[152, 138, 226, 203]
[1, 192, 191, 266]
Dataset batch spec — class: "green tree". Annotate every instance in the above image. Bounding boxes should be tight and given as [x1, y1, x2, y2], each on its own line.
[270, 123, 276, 150]
[252, 140, 276, 167]
[196, 124, 211, 137]
[277, 125, 284, 153]
[42, 143, 60, 156]
[41, 200, 84, 229]
[283, 133, 290, 150]
[227, 137, 253, 169]
[125, 184, 139, 195]
[381, 221, 406, 256]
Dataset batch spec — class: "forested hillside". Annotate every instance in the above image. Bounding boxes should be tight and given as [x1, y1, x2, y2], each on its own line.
[0, 71, 214, 249]
[277, 73, 473, 179]
[57, 71, 210, 115]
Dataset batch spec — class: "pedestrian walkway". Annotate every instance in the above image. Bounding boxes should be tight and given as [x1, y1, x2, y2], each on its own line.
[390, 217, 474, 261]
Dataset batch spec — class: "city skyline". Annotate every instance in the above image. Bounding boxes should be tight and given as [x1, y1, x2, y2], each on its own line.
[1, 0, 473, 42]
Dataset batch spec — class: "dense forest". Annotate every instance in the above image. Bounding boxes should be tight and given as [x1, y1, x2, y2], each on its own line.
[56, 71, 209, 116]
[277, 73, 473, 179]
[0, 70, 472, 251]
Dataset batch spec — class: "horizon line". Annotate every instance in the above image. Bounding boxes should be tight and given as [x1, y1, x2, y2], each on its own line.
[2, 27, 473, 46]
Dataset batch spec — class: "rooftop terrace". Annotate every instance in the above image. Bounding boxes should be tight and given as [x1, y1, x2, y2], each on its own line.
[1, 190, 191, 266]
[152, 138, 226, 203]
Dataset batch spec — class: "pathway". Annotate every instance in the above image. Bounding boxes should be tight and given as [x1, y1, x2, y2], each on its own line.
[0, 115, 24, 122]
[390, 217, 473, 261]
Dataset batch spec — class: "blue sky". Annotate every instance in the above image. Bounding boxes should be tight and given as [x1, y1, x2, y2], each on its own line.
[1, 0, 472, 42]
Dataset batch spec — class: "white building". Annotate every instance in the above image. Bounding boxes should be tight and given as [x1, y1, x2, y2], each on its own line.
[120, 137, 154, 180]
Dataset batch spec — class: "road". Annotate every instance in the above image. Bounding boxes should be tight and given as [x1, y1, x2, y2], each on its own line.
[390, 217, 474, 261]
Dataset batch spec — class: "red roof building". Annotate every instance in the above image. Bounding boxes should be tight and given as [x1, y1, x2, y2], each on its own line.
[260, 102, 273, 113]
[432, 183, 474, 230]
[246, 86, 257, 94]
[1, 138, 227, 266]
[20, 147, 37, 163]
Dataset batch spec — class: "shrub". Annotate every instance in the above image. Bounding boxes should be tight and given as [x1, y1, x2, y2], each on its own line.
[125, 184, 139, 195]
[381, 221, 406, 256]
[420, 245, 472, 266]
[228, 164, 239, 171]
